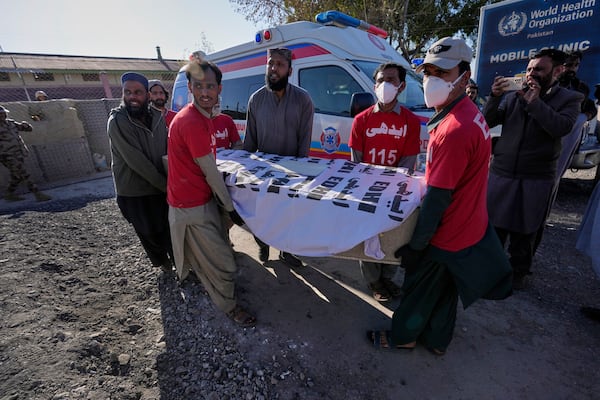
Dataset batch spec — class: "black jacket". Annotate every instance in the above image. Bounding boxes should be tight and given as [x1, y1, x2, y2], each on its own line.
[483, 84, 583, 179]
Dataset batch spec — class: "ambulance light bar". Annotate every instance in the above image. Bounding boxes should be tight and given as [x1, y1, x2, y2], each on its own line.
[255, 28, 273, 44]
[315, 10, 388, 39]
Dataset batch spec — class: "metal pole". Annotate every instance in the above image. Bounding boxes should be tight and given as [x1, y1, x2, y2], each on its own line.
[1, 45, 32, 101]
[99, 72, 113, 99]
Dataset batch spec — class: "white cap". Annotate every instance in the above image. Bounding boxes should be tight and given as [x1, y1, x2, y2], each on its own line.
[417, 37, 473, 71]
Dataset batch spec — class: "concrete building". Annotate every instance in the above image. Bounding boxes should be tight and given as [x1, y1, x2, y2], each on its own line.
[0, 47, 180, 102]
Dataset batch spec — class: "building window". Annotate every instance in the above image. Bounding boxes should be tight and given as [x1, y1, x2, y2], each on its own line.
[33, 72, 55, 81]
[0, 72, 9, 81]
[82, 73, 100, 81]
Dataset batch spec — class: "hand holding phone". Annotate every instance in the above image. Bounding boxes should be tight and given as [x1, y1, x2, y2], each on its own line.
[504, 76, 524, 91]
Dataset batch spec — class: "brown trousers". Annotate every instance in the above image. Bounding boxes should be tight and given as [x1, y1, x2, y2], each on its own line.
[169, 199, 237, 313]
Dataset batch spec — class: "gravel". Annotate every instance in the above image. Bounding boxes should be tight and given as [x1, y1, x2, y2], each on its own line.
[1, 170, 599, 399]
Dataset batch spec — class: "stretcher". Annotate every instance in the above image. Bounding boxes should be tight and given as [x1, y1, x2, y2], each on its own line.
[330, 208, 418, 264]
[216, 150, 425, 263]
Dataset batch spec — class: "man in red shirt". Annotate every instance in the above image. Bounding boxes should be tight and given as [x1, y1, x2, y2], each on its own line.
[368, 38, 511, 354]
[148, 80, 177, 127]
[349, 62, 421, 302]
[167, 60, 255, 327]
[213, 112, 242, 150]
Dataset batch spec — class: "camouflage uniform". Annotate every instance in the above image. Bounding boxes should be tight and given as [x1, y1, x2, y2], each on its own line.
[0, 112, 50, 201]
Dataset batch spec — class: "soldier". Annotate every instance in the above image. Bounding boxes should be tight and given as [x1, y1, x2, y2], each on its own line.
[0, 105, 51, 202]
[34, 91, 49, 101]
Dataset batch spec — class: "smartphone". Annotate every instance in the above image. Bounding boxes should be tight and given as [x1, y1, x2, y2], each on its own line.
[504, 76, 524, 91]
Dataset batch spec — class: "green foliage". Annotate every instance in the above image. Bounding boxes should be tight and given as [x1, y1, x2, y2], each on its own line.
[229, 0, 502, 62]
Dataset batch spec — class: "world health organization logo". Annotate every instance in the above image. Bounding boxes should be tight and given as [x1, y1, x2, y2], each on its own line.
[498, 11, 527, 36]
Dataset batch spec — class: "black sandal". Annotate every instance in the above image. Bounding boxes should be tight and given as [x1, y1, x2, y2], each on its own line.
[366, 330, 415, 350]
[227, 305, 256, 328]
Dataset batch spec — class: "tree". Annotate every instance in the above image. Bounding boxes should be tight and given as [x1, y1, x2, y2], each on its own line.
[182, 32, 214, 60]
[229, 0, 500, 62]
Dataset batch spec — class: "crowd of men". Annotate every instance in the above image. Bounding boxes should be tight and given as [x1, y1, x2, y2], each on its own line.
[2, 37, 598, 348]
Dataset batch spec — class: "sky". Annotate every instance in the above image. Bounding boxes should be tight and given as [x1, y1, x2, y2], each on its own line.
[1, 0, 264, 60]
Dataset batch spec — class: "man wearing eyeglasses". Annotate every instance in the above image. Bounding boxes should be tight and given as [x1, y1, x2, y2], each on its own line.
[558, 51, 597, 122]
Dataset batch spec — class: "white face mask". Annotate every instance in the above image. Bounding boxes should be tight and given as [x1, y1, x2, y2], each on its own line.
[423, 72, 465, 108]
[375, 81, 399, 105]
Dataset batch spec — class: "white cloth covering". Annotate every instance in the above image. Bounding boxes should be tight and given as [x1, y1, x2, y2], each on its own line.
[216, 149, 426, 257]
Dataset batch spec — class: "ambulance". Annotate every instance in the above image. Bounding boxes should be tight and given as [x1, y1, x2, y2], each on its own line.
[171, 10, 431, 161]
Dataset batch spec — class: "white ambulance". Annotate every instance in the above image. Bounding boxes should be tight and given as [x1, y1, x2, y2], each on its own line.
[171, 11, 431, 161]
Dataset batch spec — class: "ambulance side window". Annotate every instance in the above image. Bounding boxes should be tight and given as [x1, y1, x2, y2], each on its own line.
[220, 74, 264, 120]
[298, 66, 363, 117]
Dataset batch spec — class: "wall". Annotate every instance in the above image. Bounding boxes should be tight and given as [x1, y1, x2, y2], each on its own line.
[0, 99, 120, 195]
[0, 70, 176, 102]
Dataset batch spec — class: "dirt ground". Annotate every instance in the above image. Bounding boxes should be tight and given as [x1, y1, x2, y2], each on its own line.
[0, 170, 599, 400]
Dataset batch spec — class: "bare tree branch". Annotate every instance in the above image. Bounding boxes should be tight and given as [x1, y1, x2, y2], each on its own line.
[229, 0, 500, 62]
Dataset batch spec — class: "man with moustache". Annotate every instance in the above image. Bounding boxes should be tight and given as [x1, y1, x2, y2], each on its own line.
[558, 51, 597, 121]
[107, 72, 173, 273]
[167, 60, 255, 327]
[243, 47, 314, 267]
[484, 49, 583, 289]
[148, 79, 177, 128]
[533, 51, 598, 254]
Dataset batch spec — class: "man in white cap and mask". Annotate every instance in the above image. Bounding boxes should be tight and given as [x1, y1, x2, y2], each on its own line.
[367, 37, 511, 355]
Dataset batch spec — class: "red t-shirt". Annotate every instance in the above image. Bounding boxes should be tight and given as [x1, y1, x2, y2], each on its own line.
[167, 104, 216, 208]
[349, 103, 421, 167]
[425, 96, 491, 251]
[213, 114, 241, 149]
[165, 110, 177, 128]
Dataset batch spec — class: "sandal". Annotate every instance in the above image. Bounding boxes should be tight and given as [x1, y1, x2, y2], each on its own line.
[369, 282, 391, 302]
[227, 305, 256, 328]
[427, 347, 446, 356]
[366, 330, 415, 350]
[381, 279, 404, 298]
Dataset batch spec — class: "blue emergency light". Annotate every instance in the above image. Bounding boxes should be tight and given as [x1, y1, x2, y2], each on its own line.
[411, 58, 424, 67]
[315, 10, 388, 39]
[255, 29, 273, 44]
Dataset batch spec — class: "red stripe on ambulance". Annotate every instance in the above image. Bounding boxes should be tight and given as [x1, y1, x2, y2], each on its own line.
[218, 44, 331, 73]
